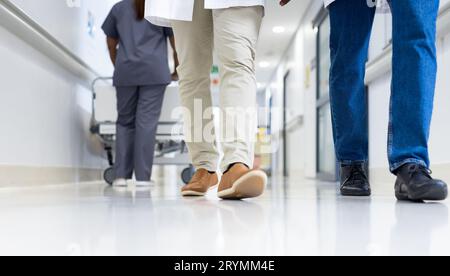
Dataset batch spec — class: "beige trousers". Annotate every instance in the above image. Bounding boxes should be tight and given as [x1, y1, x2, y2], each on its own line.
[172, 0, 263, 173]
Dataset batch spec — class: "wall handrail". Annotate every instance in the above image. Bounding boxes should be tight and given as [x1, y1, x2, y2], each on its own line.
[0, 0, 102, 86]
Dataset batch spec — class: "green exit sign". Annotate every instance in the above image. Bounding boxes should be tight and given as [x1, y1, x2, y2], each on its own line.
[211, 65, 219, 74]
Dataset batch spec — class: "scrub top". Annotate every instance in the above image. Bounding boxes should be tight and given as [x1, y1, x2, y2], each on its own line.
[102, 0, 174, 87]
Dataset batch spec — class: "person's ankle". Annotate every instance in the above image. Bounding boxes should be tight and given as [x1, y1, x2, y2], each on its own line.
[196, 168, 216, 175]
[224, 163, 249, 174]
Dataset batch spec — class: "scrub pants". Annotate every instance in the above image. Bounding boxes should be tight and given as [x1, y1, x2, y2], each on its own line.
[115, 85, 166, 181]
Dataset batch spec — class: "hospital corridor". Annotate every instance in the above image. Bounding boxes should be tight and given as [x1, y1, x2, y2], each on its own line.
[2, 0, 450, 258]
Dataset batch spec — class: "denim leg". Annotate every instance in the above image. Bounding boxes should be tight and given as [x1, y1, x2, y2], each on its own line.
[389, 0, 439, 172]
[328, 0, 376, 165]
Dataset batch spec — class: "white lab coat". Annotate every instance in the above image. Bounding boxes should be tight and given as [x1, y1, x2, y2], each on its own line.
[145, 0, 266, 27]
[324, 0, 334, 7]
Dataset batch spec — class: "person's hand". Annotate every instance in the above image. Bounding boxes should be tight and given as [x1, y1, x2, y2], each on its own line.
[171, 71, 179, 81]
[280, 0, 291, 6]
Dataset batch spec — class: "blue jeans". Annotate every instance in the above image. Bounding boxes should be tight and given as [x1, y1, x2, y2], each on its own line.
[329, 0, 439, 173]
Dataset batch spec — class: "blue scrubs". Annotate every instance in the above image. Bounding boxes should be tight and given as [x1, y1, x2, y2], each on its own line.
[102, 0, 174, 181]
[102, 0, 173, 86]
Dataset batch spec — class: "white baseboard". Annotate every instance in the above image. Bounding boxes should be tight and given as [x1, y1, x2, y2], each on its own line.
[0, 165, 103, 188]
[288, 169, 306, 181]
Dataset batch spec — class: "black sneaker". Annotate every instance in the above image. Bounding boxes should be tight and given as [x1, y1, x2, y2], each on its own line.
[340, 163, 371, 196]
[395, 163, 448, 202]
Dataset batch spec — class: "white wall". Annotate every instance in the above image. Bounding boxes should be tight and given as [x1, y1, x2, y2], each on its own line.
[10, 0, 117, 75]
[0, 0, 118, 185]
[432, 34, 450, 165]
[0, 26, 103, 168]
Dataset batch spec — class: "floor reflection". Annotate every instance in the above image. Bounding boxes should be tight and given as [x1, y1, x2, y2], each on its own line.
[335, 197, 372, 256]
[103, 185, 153, 200]
[0, 172, 449, 255]
[390, 202, 448, 256]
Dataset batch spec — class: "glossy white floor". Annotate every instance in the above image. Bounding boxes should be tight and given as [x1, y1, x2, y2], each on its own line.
[0, 167, 449, 256]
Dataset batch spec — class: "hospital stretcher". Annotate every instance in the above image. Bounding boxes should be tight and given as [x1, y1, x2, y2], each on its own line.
[90, 77, 195, 185]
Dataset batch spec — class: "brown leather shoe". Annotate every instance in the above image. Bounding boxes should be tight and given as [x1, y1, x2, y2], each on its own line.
[218, 163, 267, 200]
[182, 169, 218, 197]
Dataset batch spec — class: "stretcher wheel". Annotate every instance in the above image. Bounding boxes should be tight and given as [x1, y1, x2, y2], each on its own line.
[104, 167, 115, 185]
[181, 166, 195, 184]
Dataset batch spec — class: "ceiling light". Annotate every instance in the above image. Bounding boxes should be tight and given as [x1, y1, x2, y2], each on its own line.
[258, 61, 271, 68]
[257, 82, 267, 89]
[272, 26, 286, 34]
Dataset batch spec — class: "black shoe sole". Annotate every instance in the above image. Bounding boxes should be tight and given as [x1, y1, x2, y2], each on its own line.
[341, 189, 372, 197]
[395, 184, 448, 202]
